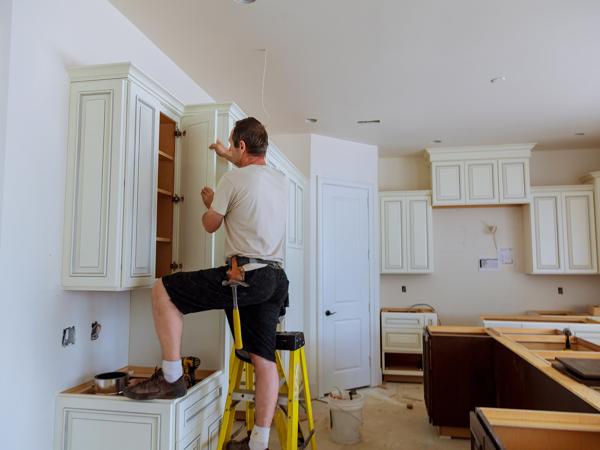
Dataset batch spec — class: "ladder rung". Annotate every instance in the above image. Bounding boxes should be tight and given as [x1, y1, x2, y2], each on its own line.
[232, 389, 289, 406]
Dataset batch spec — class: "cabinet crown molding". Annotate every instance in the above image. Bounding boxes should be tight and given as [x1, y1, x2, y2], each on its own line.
[581, 171, 600, 183]
[425, 143, 535, 162]
[183, 102, 246, 120]
[68, 62, 185, 117]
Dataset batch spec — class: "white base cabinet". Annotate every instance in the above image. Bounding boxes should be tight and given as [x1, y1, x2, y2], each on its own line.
[524, 185, 598, 274]
[426, 144, 533, 206]
[381, 309, 438, 377]
[54, 371, 223, 450]
[380, 191, 433, 274]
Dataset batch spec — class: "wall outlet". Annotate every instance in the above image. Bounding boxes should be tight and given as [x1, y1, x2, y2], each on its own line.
[558, 287, 564, 295]
[62, 326, 75, 347]
[91, 321, 101, 341]
[402, 286, 407, 293]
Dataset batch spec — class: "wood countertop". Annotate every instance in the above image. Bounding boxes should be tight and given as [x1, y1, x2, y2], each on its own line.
[481, 314, 600, 324]
[487, 329, 600, 412]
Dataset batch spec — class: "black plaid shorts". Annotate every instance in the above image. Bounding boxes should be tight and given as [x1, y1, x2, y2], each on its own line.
[161, 264, 289, 363]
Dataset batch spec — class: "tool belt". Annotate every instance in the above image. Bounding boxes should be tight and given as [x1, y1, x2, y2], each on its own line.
[227, 256, 283, 269]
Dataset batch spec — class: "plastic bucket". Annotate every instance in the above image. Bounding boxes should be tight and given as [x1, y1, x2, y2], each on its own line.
[328, 392, 365, 444]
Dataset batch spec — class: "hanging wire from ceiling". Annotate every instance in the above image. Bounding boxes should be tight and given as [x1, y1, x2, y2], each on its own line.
[260, 48, 271, 121]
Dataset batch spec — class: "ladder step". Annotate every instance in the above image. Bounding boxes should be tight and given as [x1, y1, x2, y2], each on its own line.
[232, 389, 289, 406]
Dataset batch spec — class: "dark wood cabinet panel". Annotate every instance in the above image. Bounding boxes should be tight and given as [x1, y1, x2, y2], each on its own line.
[424, 330, 496, 428]
[492, 341, 597, 413]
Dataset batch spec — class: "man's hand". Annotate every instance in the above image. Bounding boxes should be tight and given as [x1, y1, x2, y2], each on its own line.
[201, 186, 214, 209]
[209, 139, 232, 161]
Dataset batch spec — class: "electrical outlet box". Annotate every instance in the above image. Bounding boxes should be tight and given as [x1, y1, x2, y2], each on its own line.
[401, 286, 407, 293]
[62, 326, 75, 347]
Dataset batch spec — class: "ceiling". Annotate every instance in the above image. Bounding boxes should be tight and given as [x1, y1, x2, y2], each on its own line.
[109, 0, 600, 156]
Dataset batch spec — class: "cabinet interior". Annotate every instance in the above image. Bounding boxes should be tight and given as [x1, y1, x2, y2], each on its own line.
[156, 113, 176, 278]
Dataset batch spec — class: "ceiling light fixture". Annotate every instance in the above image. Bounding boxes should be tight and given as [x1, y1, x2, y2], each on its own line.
[575, 132, 585, 136]
[234, 0, 256, 4]
[357, 119, 381, 124]
[432, 139, 443, 144]
[305, 118, 318, 124]
[490, 76, 507, 83]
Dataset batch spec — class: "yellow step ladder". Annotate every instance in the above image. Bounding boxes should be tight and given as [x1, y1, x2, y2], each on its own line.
[217, 331, 317, 450]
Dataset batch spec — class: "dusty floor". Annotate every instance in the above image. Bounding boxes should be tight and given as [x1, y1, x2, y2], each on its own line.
[261, 382, 470, 450]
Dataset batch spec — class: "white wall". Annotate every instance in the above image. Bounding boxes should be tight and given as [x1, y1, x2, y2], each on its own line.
[271, 133, 311, 179]
[308, 134, 380, 393]
[379, 148, 600, 325]
[0, 0, 13, 240]
[0, 1, 212, 449]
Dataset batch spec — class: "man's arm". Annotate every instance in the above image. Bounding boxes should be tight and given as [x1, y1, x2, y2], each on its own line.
[202, 209, 224, 233]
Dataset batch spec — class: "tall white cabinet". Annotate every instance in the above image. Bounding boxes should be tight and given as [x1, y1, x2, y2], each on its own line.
[426, 144, 533, 206]
[524, 185, 598, 274]
[58, 63, 307, 450]
[380, 191, 433, 274]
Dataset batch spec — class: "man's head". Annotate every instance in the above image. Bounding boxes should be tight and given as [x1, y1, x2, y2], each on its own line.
[228, 117, 268, 166]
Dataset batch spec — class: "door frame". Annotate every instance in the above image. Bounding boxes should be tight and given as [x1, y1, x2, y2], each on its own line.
[316, 176, 381, 396]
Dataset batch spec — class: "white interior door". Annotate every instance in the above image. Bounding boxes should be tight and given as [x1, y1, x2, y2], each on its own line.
[319, 181, 371, 394]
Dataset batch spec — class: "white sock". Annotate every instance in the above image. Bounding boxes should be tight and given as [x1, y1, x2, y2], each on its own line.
[249, 425, 270, 450]
[162, 359, 183, 383]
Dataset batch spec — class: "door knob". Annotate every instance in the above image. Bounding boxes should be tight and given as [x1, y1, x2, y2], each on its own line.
[325, 310, 336, 316]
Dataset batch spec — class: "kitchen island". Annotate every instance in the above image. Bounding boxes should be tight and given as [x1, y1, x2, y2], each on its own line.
[423, 326, 600, 438]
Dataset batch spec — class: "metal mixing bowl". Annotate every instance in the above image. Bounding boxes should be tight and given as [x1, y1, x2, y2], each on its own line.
[94, 371, 129, 394]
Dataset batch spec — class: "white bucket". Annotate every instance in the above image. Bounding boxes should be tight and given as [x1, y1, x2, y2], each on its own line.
[328, 391, 365, 444]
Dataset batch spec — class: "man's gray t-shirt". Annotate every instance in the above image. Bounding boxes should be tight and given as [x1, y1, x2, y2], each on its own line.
[211, 164, 288, 263]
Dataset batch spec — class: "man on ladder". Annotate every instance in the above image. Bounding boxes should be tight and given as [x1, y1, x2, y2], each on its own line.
[124, 117, 289, 450]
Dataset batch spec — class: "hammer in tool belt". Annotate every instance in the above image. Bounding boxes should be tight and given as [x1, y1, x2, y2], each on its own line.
[222, 256, 248, 350]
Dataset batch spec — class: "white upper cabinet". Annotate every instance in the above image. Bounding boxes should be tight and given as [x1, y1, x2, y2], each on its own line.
[62, 65, 169, 290]
[431, 162, 464, 205]
[465, 160, 498, 204]
[499, 158, 530, 203]
[426, 144, 533, 206]
[581, 172, 600, 274]
[380, 191, 433, 274]
[524, 186, 597, 275]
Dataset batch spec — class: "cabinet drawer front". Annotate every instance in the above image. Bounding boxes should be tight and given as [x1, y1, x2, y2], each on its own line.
[177, 383, 222, 442]
[432, 162, 464, 205]
[532, 195, 563, 271]
[408, 198, 432, 272]
[563, 191, 597, 272]
[63, 408, 160, 450]
[382, 313, 423, 329]
[499, 159, 529, 203]
[63, 79, 126, 289]
[381, 198, 406, 272]
[466, 160, 498, 204]
[383, 329, 423, 352]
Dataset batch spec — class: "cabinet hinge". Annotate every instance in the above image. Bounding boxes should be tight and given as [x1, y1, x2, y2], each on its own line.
[172, 194, 184, 204]
[174, 128, 186, 138]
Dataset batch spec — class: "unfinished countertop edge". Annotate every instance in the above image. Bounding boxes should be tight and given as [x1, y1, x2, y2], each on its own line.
[478, 407, 600, 432]
[480, 314, 600, 324]
[487, 329, 600, 412]
[59, 366, 223, 402]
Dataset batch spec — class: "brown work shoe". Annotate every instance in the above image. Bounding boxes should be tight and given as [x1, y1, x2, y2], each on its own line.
[122, 368, 186, 400]
[225, 437, 269, 450]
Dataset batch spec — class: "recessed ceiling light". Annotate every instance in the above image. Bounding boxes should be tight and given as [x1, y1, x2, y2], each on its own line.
[432, 139, 443, 144]
[490, 76, 507, 83]
[305, 118, 318, 124]
[575, 132, 585, 136]
[234, 0, 256, 4]
[357, 119, 381, 124]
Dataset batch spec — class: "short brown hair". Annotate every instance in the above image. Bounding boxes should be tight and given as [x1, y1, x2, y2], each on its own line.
[232, 117, 268, 156]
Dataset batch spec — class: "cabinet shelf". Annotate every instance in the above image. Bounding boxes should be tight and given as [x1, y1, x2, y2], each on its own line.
[156, 237, 171, 243]
[159, 150, 174, 161]
[157, 188, 173, 197]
